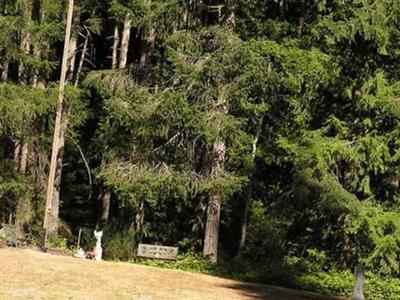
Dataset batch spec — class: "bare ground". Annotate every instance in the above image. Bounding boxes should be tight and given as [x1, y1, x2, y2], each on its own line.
[0, 248, 344, 300]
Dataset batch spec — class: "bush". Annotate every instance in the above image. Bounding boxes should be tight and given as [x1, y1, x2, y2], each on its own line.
[47, 234, 70, 251]
[294, 270, 400, 300]
[103, 229, 136, 261]
[0, 228, 5, 248]
[364, 273, 400, 300]
[139, 252, 218, 274]
[138, 250, 400, 300]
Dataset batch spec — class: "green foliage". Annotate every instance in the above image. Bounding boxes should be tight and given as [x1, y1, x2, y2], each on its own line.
[47, 235, 70, 252]
[346, 201, 400, 276]
[294, 270, 400, 300]
[244, 200, 287, 260]
[0, 161, 33, 226]
[139, 252, 218, 274]
[2, 0, 400, 298]
[103, 228, 136, 261]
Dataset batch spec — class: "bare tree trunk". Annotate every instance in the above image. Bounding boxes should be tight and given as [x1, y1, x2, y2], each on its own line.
[1, 58, 9, 81]
[17, 29, 34, 174]
[74, 31, 89, 86]
[203, 193, 221, 263]
[132, 200, 145, 240]
[20, 141, 29, 173]
[237, 193, 250, 259]
[182, 1, 190, 31]
[14, 140, 21, 168]
[67, 35, 77, 82]
[18, 33, 30, 85]
[44, 0, 74, 240]
[202, 81, 230, 263]
[139, 27, 156, 71]
[119, 14, 131, 69]
[31, 47, 41, 87]
[18, 0, 32, 85]
[100, 189, 111, 222]
[37, 42, 49, 88]
[112, 24, 120, 69]
[236, 117, 263, 259]
[226, 0, 236, 28]
[203, 140, 226, 263]
[47, 120, 67, 234]
[31, 0, 41, 87]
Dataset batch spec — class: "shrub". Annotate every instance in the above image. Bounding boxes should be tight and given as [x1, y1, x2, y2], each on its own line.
[103, 229, 136, 261]
[294, 270, 400, 300]
[0, 228, 5, 248]
[138, 250, 400, 300]
[47, 234, 70, 251]
[139, 252, 218, 274]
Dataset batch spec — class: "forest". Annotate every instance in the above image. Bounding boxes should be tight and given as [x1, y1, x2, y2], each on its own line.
[0, 0, 400, 299]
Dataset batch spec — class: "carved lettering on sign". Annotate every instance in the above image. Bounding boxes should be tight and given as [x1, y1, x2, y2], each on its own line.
[137, 244, 179, 261]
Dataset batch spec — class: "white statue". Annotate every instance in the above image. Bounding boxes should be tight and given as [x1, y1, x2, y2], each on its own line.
[93, 230, 103, 261]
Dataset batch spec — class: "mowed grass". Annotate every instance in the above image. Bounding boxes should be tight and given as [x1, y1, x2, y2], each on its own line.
[0, 248, 344, 300]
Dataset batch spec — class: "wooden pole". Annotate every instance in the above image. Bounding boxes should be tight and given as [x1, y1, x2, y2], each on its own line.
[77, 228, 82, 248]
[43, 0, 74, 249]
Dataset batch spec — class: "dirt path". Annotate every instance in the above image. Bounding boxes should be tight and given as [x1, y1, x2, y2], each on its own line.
[0, 248, 343, 300]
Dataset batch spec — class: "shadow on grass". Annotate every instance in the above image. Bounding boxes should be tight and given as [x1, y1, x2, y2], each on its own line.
[218, 281, 345, 300]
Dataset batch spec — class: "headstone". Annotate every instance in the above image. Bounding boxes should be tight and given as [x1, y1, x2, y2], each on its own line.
[74, 247, 85, 258]
[351, 263, 365, 300]
[93, 230, 103, 261]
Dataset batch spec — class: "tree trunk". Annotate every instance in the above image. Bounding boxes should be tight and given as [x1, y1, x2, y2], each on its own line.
[47, 121, 67, 234]
[74, 31, 90, 86]
[225, 0, 236, 28]
[236, 117, 263, 259]
[31, 0, 42, 87]
[203, 140, 226, 263]
[14, 140, 21, 169]
[31, 48, 41, 87]
[139, 27, 156, 71]
[132, 200, 145, 242]
[203, 193, 221, 263]
[1, 58, 9, 81]
[37, 42, 50, 89]
[182, 1, 190, 31]
[67, 35, 77, 82]
[18, 0, 32, 85]
[44, 0, 74, 239]
[237, 190, 250, 259]
[100, 190, 111, 222]
[18, 33, 30, 85]
[112, 24, 120, 69]
[19, 141, 29, 173]
[339, 213, 351, 269]
[119, 14, 131, 69]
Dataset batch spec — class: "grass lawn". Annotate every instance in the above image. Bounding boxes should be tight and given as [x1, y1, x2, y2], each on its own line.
[0, 247, 345, 299]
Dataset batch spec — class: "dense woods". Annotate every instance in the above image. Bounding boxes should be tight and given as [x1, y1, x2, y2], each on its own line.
[1, 0, 400, 298]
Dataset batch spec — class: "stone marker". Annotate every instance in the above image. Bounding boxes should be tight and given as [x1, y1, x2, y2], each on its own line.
[93, 230, 103, 261]
[351, 263, 364, 300]
[74, 247, 85, 258]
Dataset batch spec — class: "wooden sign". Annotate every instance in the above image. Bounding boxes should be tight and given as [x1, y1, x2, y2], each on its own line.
[137, 244, 179, 261]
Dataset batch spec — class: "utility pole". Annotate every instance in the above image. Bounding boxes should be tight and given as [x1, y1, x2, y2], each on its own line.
[43, 0, 74, 250]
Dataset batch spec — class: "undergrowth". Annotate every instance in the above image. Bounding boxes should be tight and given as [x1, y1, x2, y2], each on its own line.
[137, 251, 400, 300]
